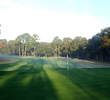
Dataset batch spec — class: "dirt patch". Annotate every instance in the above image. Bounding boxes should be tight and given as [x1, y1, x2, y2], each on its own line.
[73, 58, 97, 64]
[73, 58, 110, 68]
[20, 56, 36, 58]
[0, 60, 17, 64]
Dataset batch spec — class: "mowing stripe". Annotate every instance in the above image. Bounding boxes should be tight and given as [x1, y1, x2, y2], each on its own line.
[0, 73, 17, 87]
[2, 62, 27, 71]
[44, 65, 90, 100]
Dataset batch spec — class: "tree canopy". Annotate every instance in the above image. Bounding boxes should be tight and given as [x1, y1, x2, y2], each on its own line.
[0, 27, 110, 62]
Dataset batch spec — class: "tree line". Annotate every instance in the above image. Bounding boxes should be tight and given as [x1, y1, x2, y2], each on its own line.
[0, 27, 110, 62]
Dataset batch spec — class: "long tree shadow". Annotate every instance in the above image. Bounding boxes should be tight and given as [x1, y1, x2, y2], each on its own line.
[44, 58, 110, 100]
[0, 58, 58, 100]
[54, 67, 110, 100]
[0, 61, 20, 70]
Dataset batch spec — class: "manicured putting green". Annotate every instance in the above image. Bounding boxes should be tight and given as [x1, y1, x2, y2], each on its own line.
[0, 57, 110, 100]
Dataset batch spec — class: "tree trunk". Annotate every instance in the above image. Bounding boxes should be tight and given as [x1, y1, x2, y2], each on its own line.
[34, 47, 36, 56]
[25, 45, 27, 56]
[22, 44, 24, 56]
[19, 45, 20, 56]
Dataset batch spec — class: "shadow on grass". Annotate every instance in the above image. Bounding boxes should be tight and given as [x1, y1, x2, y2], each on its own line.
[1, 57, 110, 100]
[0, 58, 58, 100]
[42, 58, 110, 100]
[0, 61, 20, 70]
[54, 68, 110, 100]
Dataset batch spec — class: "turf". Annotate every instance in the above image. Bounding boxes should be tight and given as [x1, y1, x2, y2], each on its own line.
[0, 57, 110, 100]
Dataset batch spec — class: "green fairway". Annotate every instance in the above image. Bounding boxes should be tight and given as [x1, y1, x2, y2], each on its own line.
[0, 57, 110, 100]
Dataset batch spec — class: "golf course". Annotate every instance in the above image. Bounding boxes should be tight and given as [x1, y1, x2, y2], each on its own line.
[0, 57, 110, 100]
[1, 0, 110, 100]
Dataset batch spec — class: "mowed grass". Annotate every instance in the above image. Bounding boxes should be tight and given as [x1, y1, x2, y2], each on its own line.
[0, 57, 110, 100]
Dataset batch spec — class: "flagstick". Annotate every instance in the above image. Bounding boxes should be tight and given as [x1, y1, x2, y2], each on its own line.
[66, 54, 69, 71]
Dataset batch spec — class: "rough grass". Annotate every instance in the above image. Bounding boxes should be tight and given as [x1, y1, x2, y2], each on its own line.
[0, 57, 110, 100]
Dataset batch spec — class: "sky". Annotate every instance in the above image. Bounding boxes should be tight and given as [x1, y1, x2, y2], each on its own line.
[0, 0, 110, 42]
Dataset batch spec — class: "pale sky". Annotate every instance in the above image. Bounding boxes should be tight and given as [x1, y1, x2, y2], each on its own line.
[0, 0, 110, 42]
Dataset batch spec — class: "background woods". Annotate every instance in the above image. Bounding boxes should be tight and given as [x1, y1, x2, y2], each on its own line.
[0, 27, 110, 62]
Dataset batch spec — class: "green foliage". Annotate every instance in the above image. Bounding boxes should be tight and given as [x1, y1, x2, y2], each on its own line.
[37, 42, 53, 57]
[85, 27, 110, 61]
[61, 37, 72, 57]
[0, 39, 8, 54]
[52, 36, 62, 56]
[0, 27, 110, 62]
[14, 33, 39, 56]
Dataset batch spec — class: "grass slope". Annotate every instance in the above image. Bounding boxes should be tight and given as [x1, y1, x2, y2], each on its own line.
[0, 57, 110, 100]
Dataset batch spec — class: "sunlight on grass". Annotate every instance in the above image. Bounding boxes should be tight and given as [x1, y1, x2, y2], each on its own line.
[64, 68, 109, 100]
[20, 74, 33, 86]
[2, 62, 27, 71]
[0, 58, 110, 100]
[43, 62, 109, 100]
[0, 73, 17, 87]
[44, 65, 89, 100]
